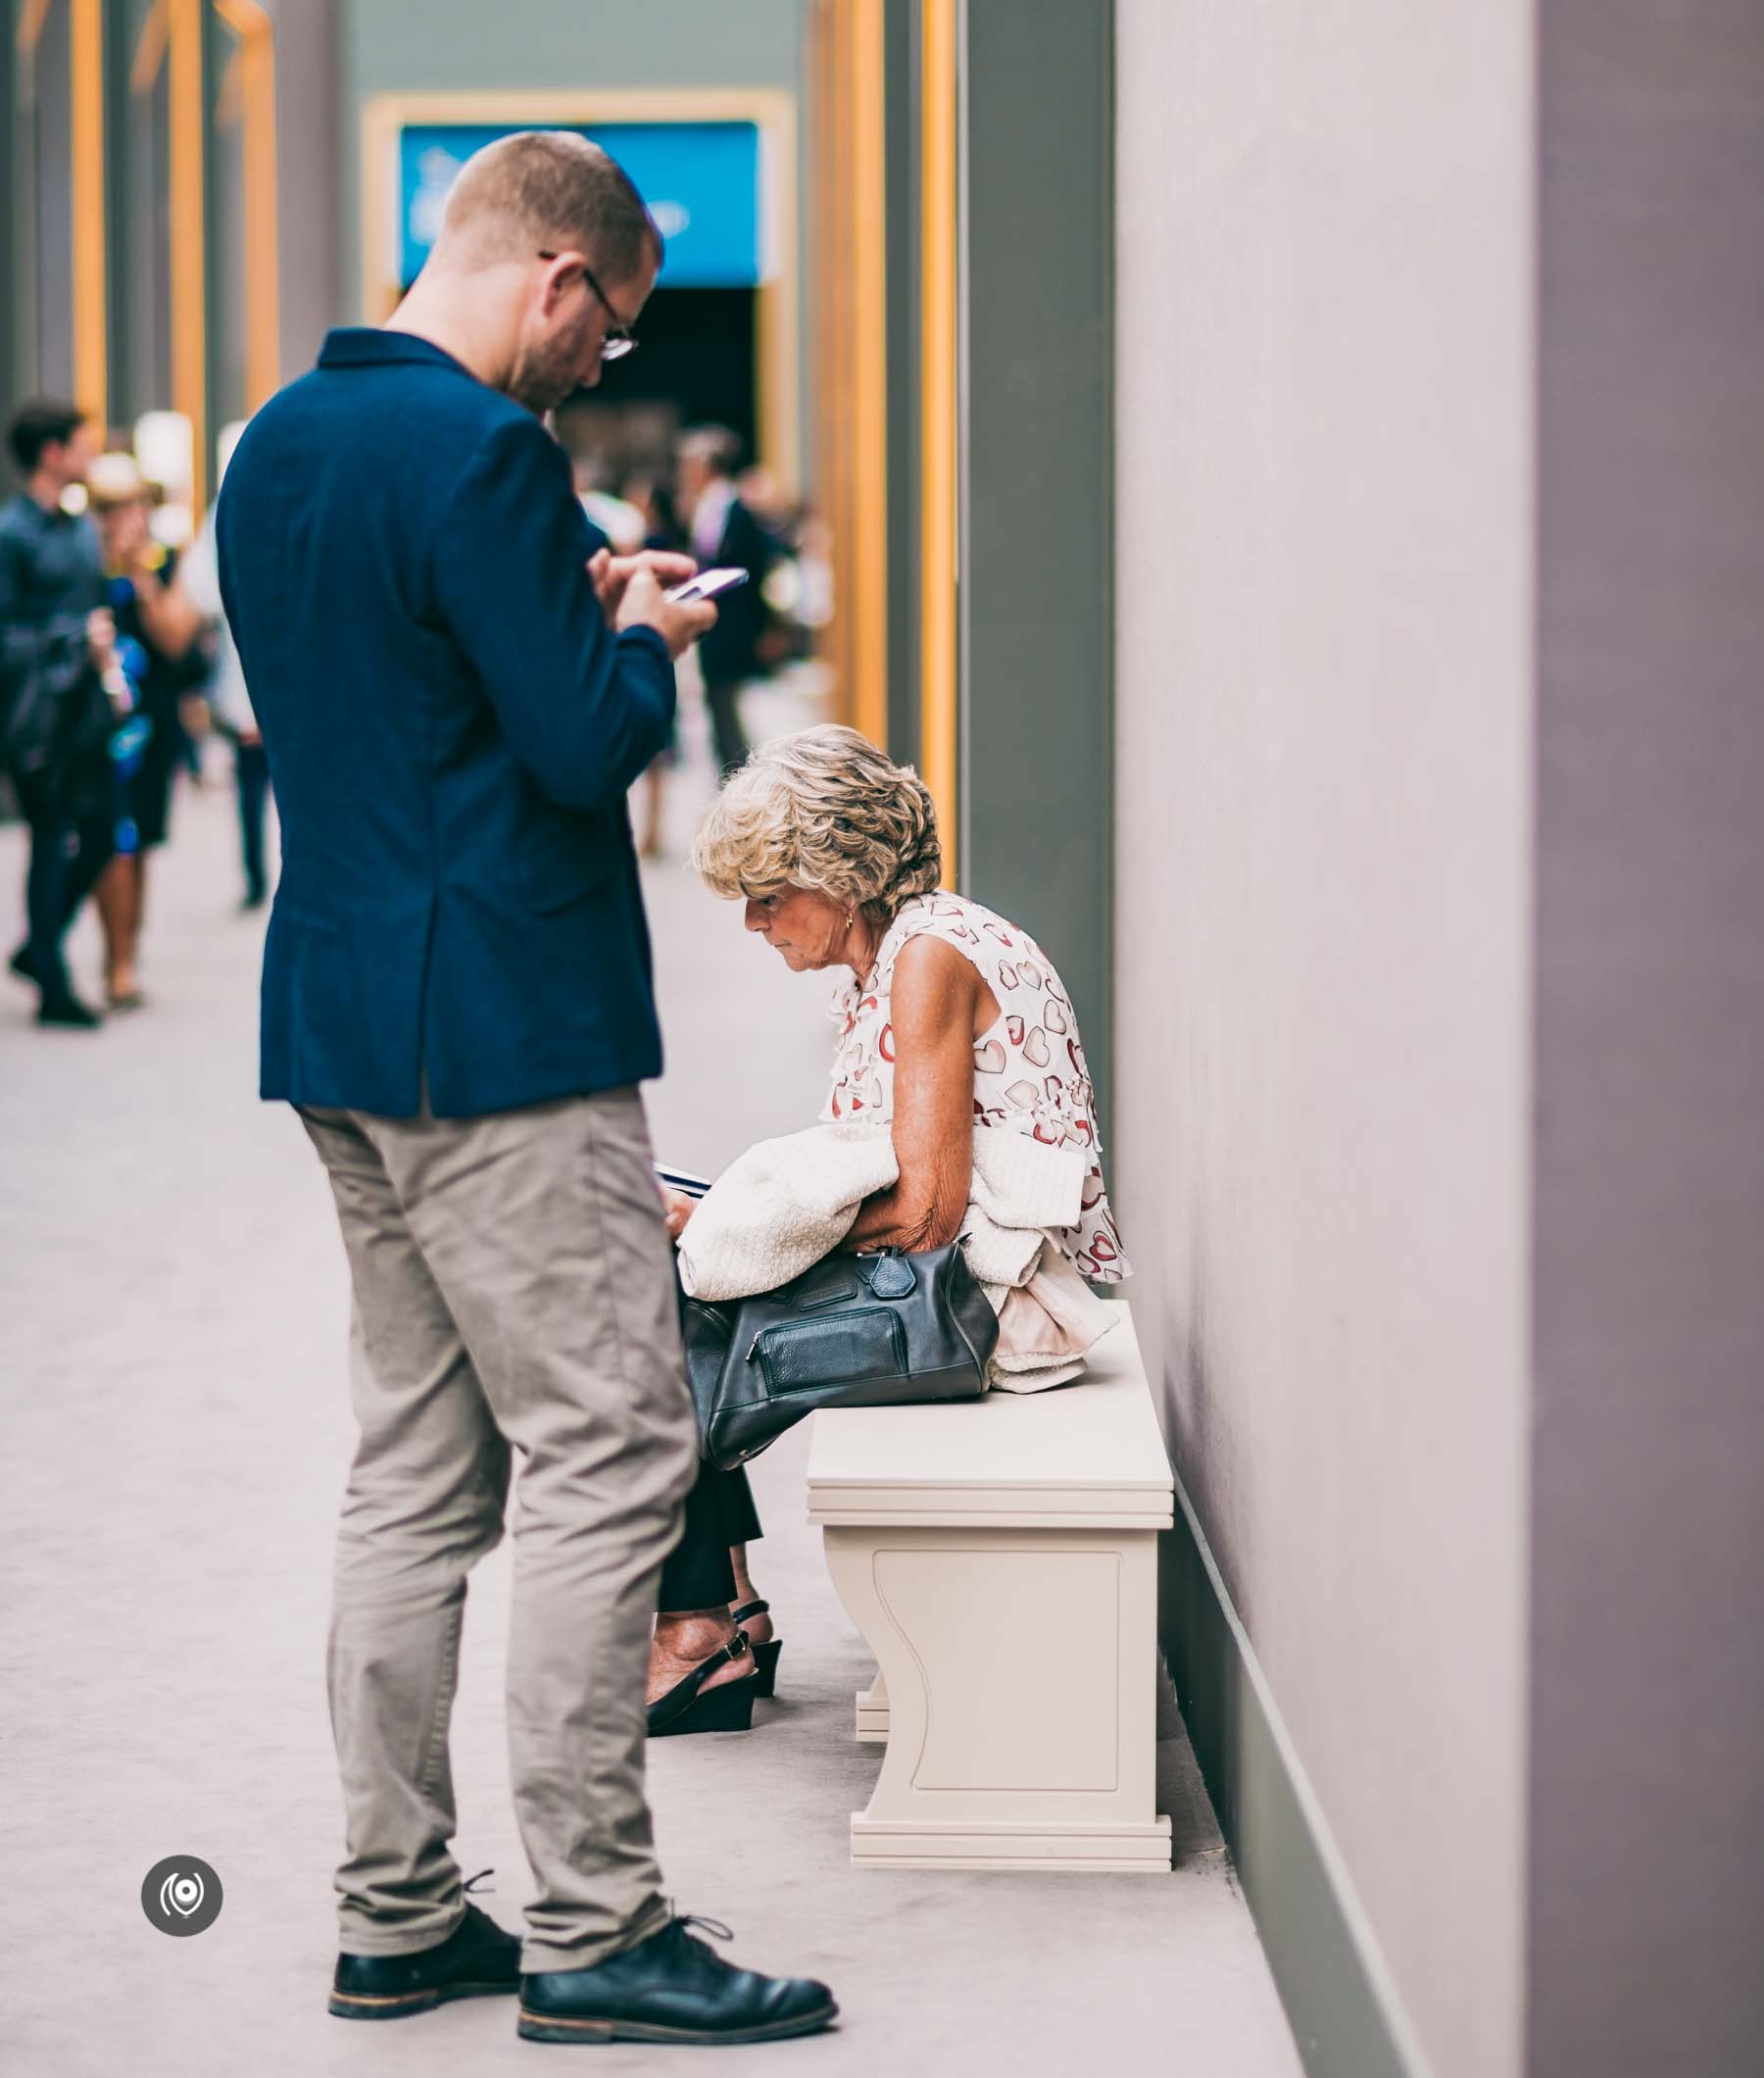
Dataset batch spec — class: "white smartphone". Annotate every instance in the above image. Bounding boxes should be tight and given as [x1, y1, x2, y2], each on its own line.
[663, 567, 750, 605]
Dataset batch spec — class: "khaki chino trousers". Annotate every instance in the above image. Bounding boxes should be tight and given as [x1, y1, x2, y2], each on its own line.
[299, 1087, 699, 1971]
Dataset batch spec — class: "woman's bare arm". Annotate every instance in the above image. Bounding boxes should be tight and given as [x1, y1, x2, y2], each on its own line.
[841, 936, 986, 1254]
[131, 565, 204, 659]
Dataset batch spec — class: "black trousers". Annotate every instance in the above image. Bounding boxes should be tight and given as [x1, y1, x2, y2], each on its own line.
[658, 1457, 762, 1611]
[13, 764, 114, 1001]
[235, 740, 272, 900]
[704, 676, 750, 782]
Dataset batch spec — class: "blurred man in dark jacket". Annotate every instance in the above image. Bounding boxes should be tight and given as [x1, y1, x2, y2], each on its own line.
[1, 401, 130, 1027]
[676, 426, 773, 779]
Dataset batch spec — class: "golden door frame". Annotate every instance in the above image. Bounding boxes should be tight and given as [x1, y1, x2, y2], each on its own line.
[808, 0, 887, 753]
[359, 88, 802, 501]
[809, 0, 956, 874]
[125, 0, 280, 512]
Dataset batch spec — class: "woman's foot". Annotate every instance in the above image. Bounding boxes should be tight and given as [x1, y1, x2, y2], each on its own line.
[648, 1610, 749, 1706]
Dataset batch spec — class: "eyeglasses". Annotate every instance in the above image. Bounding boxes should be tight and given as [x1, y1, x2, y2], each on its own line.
[538, 251, 637, 361]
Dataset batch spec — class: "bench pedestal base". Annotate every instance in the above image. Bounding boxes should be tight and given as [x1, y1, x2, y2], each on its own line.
[823, 1522, 1172, 1874]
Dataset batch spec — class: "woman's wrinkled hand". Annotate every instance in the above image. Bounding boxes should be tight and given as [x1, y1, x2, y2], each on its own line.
[661, 1187, 697, 1242]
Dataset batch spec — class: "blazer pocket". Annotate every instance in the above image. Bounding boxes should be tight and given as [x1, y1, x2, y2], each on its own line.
[518, 832, 621, 914]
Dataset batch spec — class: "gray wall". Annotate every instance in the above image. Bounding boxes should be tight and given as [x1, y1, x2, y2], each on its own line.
[1113, 5, 1535, 2074]
[959, 0, 1114, 1135]
[1529, 3, 1764, 2070]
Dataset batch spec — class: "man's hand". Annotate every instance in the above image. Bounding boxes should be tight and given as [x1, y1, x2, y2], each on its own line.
[588, 547, 698, 620]
[660, 1186, 697, 1243]
[86, 608, 116, 669]
[617, 567, 718, 662]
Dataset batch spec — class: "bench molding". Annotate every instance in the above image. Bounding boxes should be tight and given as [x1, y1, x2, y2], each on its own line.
[846, 1821, 1174, 1873]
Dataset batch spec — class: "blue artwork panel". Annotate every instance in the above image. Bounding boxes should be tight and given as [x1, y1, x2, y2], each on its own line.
[398, 123, 761, 289]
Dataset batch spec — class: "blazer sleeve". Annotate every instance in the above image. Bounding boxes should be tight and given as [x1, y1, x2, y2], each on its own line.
[431, 414, 675, 812]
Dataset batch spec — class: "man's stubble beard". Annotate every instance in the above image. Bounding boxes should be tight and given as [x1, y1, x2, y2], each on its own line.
[507, 309, 599, 417]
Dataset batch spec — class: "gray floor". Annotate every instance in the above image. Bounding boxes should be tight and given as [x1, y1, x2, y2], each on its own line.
[0, 682, 1301, 2078]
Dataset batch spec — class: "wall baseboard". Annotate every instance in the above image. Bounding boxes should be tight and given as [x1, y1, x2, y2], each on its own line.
[1160, 1473, 1437, 2078]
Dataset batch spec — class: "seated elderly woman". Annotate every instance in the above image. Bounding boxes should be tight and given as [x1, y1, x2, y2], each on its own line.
[646, 724, 1129, 1737]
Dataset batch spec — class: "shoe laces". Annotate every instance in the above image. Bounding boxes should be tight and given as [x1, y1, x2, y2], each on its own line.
[673, 1910, 734, 1945]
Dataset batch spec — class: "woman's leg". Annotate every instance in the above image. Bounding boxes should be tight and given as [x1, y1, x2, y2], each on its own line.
[94, 853, 141, 1003]
[650, 1460, 745, 1702]
[719, 1468, 773, 1644]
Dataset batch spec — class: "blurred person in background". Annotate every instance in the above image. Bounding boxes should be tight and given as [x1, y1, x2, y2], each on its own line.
[216, 128, 834, 2046]
[624, 471, 687, 855]
[675, 426, 774, 780]
[87, 452, 206, 1008]
[167, 427, 275, 911]
[569, 451, 677, 852]
[0, 401, 131, 1028]
[571, 448, 646, 554]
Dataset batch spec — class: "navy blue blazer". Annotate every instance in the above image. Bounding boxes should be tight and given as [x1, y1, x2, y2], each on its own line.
[217, 328, 676, 1118]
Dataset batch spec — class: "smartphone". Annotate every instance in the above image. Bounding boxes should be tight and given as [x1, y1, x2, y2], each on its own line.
[663, 567, 750, 605]
[654, 1163, 712, 1201]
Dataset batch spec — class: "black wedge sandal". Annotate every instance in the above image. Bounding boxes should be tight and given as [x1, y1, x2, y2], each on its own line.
[729, 1600, 782, 1700]
[647, 1630, 758, 1738]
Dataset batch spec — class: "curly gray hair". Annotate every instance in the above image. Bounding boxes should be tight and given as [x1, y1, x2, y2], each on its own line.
[691, 725, 943, 919]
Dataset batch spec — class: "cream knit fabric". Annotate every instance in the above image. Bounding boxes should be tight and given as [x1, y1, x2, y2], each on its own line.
[675, 1122, 898, 1301]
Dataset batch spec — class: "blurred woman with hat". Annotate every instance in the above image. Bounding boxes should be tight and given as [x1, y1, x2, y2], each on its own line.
[86, 450, 205, 1010]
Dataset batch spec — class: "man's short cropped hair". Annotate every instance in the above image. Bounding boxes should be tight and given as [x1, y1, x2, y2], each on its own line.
[8, 400, 86, 475]
[436, 129, 661, 283]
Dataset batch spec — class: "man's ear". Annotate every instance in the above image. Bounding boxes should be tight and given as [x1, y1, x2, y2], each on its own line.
[539, 252, 585, 315]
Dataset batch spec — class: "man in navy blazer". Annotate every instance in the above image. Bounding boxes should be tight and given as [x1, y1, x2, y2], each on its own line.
[218, 131, 834, 2048]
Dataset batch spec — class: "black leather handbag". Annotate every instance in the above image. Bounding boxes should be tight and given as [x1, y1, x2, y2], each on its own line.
[679, 1242, 999, 1469]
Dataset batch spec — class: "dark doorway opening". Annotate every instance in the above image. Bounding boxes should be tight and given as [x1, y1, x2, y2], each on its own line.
[559, 285, 758, 485]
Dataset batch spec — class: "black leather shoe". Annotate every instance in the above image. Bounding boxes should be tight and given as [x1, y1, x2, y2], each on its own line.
[329, 1902, 521, 2020]
[517, 1915, 837, 2046]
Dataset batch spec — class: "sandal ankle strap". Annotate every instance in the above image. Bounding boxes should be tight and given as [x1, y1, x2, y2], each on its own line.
[649, 1630, 751, 1731]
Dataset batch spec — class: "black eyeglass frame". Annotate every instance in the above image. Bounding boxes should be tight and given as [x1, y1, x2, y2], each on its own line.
[537, 250, 637, 362]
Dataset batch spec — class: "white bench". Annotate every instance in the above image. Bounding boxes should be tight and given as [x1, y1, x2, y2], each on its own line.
[806, 1308, 1174, 1872]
